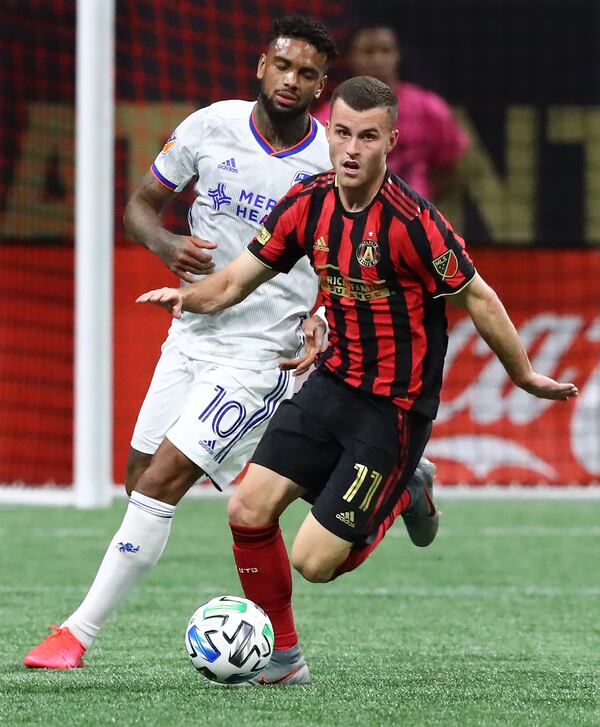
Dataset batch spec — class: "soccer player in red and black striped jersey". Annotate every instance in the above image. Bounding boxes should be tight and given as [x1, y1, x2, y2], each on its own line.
[137, 76, 578, 684]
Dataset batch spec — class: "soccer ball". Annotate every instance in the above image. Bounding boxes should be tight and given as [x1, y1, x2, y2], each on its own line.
[184, 595, 274, 684]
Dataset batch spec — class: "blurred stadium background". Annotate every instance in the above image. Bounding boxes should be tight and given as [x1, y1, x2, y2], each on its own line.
[1, 0, 599, 499]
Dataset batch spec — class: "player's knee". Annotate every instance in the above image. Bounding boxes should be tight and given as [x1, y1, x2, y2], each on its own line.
[124, 476, 141, 498]
[135, 465, 187, 505]
[227, 491, 273, 528]
[134, 467, 166, 501]
[125, 449, 152, 497]
[291, 553, 335, 583]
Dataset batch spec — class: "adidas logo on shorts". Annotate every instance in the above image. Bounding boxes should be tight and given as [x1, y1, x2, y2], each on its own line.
[335, 511, 355, 528]
[218, 157, 238, 173]
[199, 439, 216, 455]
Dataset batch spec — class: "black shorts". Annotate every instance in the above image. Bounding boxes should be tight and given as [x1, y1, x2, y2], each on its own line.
[251, 369, 431, 544]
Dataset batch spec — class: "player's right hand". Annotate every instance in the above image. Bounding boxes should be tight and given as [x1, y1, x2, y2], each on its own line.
[135, 287, 184, 318]
[158, 233, 217, 282]
[516, 372, 578, 401]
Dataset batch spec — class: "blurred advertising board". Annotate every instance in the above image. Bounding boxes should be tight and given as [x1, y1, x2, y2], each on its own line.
[429, 249, 600, 485]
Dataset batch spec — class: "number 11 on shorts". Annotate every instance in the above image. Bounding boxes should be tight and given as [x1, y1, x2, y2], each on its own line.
[343, 464, 383, 512]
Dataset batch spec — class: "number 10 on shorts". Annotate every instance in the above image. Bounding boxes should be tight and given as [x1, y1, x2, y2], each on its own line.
[198, 385, 247, 438]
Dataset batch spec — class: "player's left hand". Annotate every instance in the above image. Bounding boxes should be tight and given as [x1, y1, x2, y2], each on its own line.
[280, 315, 327, 376]
[517, 372, 578, 400]
[135, 287, 183, 318]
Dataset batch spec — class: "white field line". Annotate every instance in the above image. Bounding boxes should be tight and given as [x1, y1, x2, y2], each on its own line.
[0, 486, 78, 506]
[1, 525, 595, 539]
[2, 484, 600, 506]
[2, 584, 599, 598]
[386, 526, 600, 538]
[28, 528, 106, 538]
[435, 485, 600, 500]
[314, 585, 600, 598]
[0, 484, 225, 506]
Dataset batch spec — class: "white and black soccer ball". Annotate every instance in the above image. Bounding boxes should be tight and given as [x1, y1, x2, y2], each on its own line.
[184, 595, 274, 684]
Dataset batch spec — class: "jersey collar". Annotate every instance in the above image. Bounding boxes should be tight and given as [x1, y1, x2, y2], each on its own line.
[333, 170, 392, 217]
[249, 107, 318, 158]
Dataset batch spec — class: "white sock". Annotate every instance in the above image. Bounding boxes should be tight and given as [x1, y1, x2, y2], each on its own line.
[62, 492, 175, 649]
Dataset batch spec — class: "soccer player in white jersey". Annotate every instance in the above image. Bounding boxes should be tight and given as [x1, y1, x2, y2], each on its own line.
[24, 16, 436, 680]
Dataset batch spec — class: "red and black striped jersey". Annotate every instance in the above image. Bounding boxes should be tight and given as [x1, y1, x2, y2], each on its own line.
[247, 169, 475, 418]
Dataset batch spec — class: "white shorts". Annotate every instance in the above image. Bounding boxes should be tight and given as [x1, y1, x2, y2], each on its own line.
[131, 337, 294, 489]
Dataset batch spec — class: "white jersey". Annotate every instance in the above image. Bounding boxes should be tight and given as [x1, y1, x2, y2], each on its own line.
[151, 99, 330, 368]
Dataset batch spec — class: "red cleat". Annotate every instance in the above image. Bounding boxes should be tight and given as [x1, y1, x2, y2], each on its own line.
[23, 626, 86, 669]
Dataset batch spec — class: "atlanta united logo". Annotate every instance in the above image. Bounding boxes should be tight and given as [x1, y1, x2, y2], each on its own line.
[356, 239, 381, 267]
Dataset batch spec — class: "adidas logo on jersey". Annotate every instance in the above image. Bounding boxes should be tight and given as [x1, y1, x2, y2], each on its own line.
[335, 511, 355, 527]
[313, 235, 329, 252]
[199, 439, 217, 455]
[218, 157, 238, 173]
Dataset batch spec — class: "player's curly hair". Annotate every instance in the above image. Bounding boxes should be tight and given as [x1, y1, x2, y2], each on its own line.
[268, 15, 339, 65]
[331, 76, 398, 124]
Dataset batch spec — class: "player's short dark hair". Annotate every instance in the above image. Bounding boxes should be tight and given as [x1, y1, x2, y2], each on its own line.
[268, 15, 339, 65]
[331, 76, 398, 126]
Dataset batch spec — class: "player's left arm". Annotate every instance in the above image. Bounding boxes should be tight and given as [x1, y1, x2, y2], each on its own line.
[449, 273, 578, 401]
[136, 250, 277, 317]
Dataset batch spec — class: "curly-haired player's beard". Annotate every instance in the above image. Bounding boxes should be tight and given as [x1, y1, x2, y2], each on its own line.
[259, 87, 311, 121]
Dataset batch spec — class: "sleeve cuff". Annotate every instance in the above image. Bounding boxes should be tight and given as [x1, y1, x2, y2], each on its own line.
[313, 305, 329, 335]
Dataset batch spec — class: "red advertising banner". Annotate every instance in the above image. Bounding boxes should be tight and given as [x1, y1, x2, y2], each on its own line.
[0, 247, 598, 486]
[428, 249, 600, 486]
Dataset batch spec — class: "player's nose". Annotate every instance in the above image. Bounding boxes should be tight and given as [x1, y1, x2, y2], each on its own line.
[346, 137, 359, 155]
[283, 70, 299, 88]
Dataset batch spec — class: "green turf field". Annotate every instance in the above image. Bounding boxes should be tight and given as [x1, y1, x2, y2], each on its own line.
[1, 497, 599, 726]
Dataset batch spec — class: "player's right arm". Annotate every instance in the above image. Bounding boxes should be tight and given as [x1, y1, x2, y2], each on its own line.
[137, 182, 308, 317]
[136, 250, 277, 318]
[123, 172, 216, 282]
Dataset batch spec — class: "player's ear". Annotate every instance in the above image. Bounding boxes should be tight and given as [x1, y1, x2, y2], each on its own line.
[256, 53, 267, 80]
[314, 75, 327, 101]
[387, 128, 399, 154]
